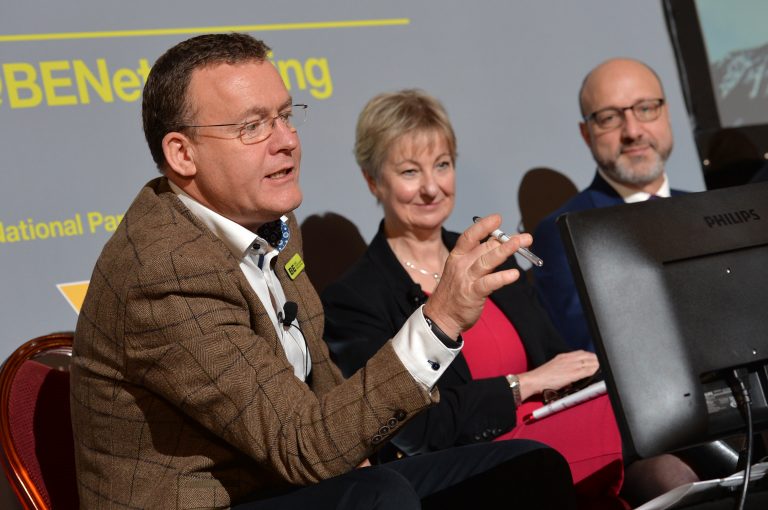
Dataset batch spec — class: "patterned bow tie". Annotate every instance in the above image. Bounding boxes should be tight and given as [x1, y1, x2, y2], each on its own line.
[256, 217, 290, 252]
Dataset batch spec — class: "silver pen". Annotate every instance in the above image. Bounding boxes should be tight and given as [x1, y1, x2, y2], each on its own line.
[472, 216, 544, 267]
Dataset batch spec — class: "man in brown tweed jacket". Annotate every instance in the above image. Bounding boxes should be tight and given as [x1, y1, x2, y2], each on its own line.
[70, 33, 575, 509]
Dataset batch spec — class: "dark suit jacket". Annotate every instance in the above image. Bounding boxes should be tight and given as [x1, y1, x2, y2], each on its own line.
[532, 171, 685, 352]
[70, 178, 438, 509]
[322, 222, 568, 457]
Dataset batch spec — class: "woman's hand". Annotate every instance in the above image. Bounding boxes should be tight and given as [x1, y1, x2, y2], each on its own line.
[516, 351, 599, 401]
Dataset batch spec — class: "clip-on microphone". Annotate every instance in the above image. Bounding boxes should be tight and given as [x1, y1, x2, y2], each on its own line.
[278, 301, 308, 379]
[281, 301, 298, 327]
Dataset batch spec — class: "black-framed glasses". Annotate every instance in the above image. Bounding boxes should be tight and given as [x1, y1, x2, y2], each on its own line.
[180, 104, 308, 144]
[584, 98, 665, 131]
[542, 370, 603, 404]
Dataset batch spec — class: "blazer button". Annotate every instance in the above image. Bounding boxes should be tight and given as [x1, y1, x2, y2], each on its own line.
[394, 410, 407, 421]
[481, 430, 490, 439]
[379, 425, 390, 435]
[474, 434, 481, 441]
[372, 434, 383, 444]
[387, 418, 398, 427]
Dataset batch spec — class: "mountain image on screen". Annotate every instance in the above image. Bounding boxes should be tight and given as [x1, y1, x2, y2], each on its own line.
[710, 41, 768, 127]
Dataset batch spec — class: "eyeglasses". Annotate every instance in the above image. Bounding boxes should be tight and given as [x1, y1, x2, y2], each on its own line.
[180, 104, 308, 144]
[542, 370, 602, 404]
[584, 98, 665, 131]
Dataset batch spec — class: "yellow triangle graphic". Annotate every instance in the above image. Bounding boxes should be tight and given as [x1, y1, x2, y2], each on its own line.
[57, 281, 90, 314]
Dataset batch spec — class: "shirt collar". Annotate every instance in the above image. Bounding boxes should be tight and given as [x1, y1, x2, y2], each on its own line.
[597, 168, 671, 204]
[168, 180, 288, 259]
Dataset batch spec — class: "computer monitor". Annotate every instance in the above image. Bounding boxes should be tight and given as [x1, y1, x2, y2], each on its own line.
[557, 181, 768, 459]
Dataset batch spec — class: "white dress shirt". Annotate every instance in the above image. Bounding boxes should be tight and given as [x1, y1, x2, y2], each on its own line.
[169, 181, 458, 389]
[598, 168, 671, 203]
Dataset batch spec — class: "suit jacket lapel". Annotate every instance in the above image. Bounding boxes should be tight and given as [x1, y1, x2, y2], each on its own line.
[162, 180, 293, 360]
[586, 171, 625, 209]
[276, 214, 343, 391]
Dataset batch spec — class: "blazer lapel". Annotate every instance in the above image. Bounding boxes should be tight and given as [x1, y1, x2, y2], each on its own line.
[586, 172, 625, 209]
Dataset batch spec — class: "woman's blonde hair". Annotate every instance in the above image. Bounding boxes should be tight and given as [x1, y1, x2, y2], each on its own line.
[354, 89, 457, 181]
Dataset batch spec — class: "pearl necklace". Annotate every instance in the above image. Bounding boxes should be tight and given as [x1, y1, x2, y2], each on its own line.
[404, 260, 441, 282]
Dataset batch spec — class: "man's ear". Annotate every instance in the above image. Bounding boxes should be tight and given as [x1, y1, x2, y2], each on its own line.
[579, 121, 592, 148]
[162, 131, 197, 178]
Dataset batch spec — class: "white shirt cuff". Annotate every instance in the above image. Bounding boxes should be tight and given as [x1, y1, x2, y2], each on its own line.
[391, 305, 461, 391]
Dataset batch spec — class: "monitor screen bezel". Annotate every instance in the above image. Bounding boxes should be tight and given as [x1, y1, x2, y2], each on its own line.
[557, 181, 768, 458]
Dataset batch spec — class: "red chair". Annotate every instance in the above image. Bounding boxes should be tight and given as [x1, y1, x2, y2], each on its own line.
[0, 333, 78, 510]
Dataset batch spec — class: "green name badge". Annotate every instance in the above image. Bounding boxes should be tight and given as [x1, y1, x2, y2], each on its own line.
[284, 253, 305, 280]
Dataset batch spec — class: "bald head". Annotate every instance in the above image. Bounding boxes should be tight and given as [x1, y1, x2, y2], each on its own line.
[579, 58, 665, 117]
[577, 58, 673, 193]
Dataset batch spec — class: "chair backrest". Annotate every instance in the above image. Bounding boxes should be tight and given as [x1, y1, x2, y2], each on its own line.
[517, 167, 578, 234]
[0, 333, 78, 510]
[300, 212, 368, 295]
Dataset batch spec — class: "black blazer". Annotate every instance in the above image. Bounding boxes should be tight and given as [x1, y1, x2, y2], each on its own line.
[322, 222, 569, 456]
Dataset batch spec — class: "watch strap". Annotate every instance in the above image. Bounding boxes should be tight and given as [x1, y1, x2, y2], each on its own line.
[505, 373, 522, 407]
[423, 314, 462, 348]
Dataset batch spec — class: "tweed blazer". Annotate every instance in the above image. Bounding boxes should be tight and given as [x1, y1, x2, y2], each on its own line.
[70, 178, 436, 509]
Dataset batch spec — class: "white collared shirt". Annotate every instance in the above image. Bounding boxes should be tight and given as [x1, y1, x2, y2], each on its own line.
[168, 181, 457, 389]
[169, 181, 310, 380]
[598, 168, 671, 203]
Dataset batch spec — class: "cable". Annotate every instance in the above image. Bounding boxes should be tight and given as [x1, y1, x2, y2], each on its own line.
[287, 322, 310, 381]
[727, 368, 753, 510]
[278, 302, 310, 380]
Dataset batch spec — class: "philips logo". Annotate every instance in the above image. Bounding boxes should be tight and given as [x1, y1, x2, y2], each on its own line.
[704, 209, 761, 228]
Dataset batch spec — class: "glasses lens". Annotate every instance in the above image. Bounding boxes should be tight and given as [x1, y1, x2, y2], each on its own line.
[593, 109, 622, 130]
[239, 105, 308, 144]
[633, 100, 662, 121]
[241, 120, 269, 143]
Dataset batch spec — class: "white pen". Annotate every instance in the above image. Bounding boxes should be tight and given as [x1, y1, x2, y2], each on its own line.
[472, 216, 544, 267]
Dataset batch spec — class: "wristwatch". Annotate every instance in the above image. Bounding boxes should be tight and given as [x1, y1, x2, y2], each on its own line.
[505, 374, 522, 407]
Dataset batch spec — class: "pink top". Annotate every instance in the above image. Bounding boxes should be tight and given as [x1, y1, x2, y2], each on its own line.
[461, 298, 528, 376]
[458, 297, 625, 502]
